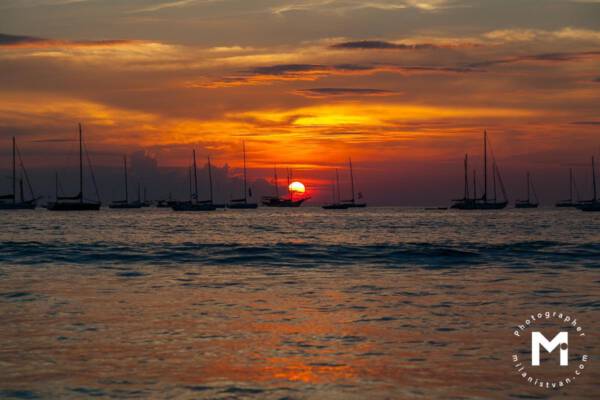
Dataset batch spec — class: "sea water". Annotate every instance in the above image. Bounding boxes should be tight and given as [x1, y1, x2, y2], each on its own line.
[0, 208, 598, 399]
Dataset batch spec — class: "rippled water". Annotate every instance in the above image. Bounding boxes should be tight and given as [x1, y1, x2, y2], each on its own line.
[0, 208, 598, 399]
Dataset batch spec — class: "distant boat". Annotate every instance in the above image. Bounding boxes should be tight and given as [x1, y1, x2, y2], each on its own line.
[141, 186, 151, 207]
[515, 172, 539, 208]
[47, 124, 101, 211]
[109, 155, 142, 209]
[262, 166, 308, 207]
[323, 169, 349, 209]
[340, 158, 366, 208]
[577, 156, 600, 212]
[555, 168, 579, 207]
[451, 130, 508, 210]
[172, 150, 216, 211]
[228, 141, 257, 209]
[0, 137, 37, 210]
[156, 192, 177, 208]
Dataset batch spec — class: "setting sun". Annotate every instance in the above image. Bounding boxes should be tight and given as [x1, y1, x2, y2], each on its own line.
[289, 181, 306, 194]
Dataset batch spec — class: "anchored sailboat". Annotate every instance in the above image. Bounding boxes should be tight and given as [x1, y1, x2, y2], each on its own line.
[262, 166, 309, 207]
[172, 150, 216, 211]
[109, 155, 142, 209]
[577, 156, 600, 212]
[323, 169, 349, 209]
[228, 142, 257, 209]
[450, 130, 508, 210]
[341, 158, 366, 208]
[0, 137, 37, 210]
[555, 168, 579, 207]
[515, 172, 539, 208]
[47, 124, 101, 211]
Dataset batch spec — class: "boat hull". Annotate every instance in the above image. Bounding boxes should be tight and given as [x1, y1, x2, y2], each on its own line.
[555, 202, 577, 208]
[109, 202, 143, 209]
[261, 197, 307, 207]
[343, 202, 366, 208]
[577, 202, 600, 212]
[47, 202, 101, 211]
[322, 203, 349, 209]
[227, 203, 258, 209]
[0, 202, 36, 210]
[450, 200, 508, 210]
[172, 202, 217, 211]
[515, 202, 538, 209]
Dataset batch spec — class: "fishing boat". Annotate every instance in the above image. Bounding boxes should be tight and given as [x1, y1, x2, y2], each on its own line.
[228, 142, 257, 209]
[0, 137, 37, 210]
[341, 158, 366, 208]
[172, 150, 217, 211]
[47, 124, 101, 211]
[577, 156, 600, 212]
[323, 169, 349, 209]
[515, 172, 539, 208]
[109, 156, 142, 209]
[555, 168, 579, 207]
[450, 130, 508, 210]
[262, 166, 308, 207]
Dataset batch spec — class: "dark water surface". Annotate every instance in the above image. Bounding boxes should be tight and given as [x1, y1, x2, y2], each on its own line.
[0, 207, 598, 399]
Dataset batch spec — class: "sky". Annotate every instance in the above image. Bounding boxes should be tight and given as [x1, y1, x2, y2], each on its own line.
[0, 0, 599, 205]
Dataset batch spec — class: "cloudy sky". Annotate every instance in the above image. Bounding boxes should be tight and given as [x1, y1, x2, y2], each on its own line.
[1, 0, 599, 204]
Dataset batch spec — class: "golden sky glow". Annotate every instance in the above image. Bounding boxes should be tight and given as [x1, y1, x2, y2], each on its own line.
[1, 1, 599, 203]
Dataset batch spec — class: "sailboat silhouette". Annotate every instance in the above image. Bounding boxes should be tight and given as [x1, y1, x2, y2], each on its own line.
[450, 130, 508, 210]
[0, 136, 37, 210]
[47, 123, 101, 211]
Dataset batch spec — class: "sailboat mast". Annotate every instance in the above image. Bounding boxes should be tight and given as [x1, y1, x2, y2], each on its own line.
[274, 165, 279, 197]
[493, 162, 497, 202]
[483, 130, 487, 202]
[473, 170, 477, 199]
[208, 156, 214, 203]
[287, 168, 291, 200]
[569, 168, 573, 202]
[188, 166, 192, 201]
[464, 154, 469, 200]
[526, 172, 530, 202]
[336, 168, 341, 203]
[12, 136, 16, 204]
[349, 157, 355, 203]
[592, 156, 597, 201]
[79, 123, 83, 203]
[193, 150, 198, 201]
[243, 142, 247, 203]
[123, 156, 128, 203]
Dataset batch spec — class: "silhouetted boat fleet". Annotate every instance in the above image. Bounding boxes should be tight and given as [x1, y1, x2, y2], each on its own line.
[2, 125, 599, 212]
[322, 159, 366, 209]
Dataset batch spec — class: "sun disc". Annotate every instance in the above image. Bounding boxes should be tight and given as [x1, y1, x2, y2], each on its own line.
[289, 181, 305, 193]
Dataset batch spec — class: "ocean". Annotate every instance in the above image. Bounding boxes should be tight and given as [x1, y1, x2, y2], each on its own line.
[0, 207, 598, 399]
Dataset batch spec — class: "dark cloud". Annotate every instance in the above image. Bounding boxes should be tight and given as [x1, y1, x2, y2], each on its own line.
[249, 64, 326, 75]
[571, 121, 600, 125]
[0, 33, 45, 45]
[330, 40, 439, 50]
[593, 77, 600, 83]
[294, 88, 396, 98]
[200, 62, 482, 88]
[467, 51, 600, 68]
[0, 32, 134, 47]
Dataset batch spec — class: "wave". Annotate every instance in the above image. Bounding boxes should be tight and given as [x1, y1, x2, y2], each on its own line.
[1, 240, 599, 269]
